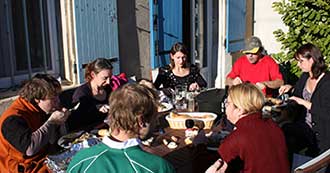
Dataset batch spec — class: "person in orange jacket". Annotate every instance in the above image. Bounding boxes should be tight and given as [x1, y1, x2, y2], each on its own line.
[0, 74, 70, 173]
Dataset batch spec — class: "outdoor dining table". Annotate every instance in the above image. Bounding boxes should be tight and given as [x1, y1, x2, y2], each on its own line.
[141, 127, 219, 173]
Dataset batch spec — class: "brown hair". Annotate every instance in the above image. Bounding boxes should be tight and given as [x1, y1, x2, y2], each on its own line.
[19, 74, 61, 102]
[107, 83, 159, 134]
[169, 42, 188, 69]
[137, 78, 155, 90]
[294, 43, 327, 79]
[228, 83, 265, 114]
[85, 58, 113, 82]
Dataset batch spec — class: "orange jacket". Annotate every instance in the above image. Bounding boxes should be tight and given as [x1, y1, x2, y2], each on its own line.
[0, 97, 49, 173]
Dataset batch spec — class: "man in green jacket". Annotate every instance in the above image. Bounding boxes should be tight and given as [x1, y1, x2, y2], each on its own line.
[67, 83, 175, 173]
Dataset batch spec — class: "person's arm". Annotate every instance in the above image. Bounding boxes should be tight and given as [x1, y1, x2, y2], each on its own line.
[265, 57, 284, 89]
[279, 84, 293, 95]
[225, 77, 242, 86]
[26, 121, 58, 155]
[206, 158, 228, 173]
[290, 96, 312, 110]
[226, 57, 243, 87]
[2, 109, 69, 156]
[2, 116, 57, 156]
[191, 66, 207, 88]
[154, 67, 167, 89]
[258, 79, 284, 89]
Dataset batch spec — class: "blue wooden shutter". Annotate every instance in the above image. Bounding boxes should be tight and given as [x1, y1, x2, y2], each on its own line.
[226, 0, 246, 52]
[74, 0, 119, 83]
[151, 0, 183, 68]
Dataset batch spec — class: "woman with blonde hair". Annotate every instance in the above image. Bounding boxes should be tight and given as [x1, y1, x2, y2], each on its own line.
[206, 83, 289, 173]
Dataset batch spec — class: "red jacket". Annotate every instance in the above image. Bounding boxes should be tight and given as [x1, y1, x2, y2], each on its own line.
[219, 113, 290, 173]
[0, 97, 49, 173]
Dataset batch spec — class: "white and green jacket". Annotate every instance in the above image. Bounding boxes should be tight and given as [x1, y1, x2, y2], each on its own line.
[67, 137, 175, 173]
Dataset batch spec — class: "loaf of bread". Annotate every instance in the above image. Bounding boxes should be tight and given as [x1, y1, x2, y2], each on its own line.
[170, 112, 191, 119]
[98, 129, 110, 137]
[170, 112, 213, 119]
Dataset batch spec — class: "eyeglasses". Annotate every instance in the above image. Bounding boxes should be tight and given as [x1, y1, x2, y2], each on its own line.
[224, 98, 236, 108]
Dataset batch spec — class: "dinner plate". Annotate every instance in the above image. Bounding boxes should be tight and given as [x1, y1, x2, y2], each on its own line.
[158, 102, 173, 112]
[57, 131, 84, 149]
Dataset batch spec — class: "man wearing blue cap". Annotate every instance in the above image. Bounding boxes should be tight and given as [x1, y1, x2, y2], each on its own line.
[225, 36, 284, 96]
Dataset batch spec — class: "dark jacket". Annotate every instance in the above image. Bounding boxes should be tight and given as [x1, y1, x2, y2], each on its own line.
[293, 72, 330, 152]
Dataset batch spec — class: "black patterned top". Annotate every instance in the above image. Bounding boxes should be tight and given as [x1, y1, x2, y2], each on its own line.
[154, 64, 207, 90]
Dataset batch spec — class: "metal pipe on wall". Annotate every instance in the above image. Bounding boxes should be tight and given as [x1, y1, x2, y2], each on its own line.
[189, 0, 195, 63]
[22, 0, 32, 79]
[39, 0, 48, 73]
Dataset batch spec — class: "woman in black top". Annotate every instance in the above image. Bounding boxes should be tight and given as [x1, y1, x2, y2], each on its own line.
[154, 42, 207, 94]
[67, 58, 113, 131]
[279, 43, 330, 153]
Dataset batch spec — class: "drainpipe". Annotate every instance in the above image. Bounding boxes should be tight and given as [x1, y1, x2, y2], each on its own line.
[190, 0, 195, 63]
[22, 0, 32, 79]
[196, 0, 203, 67]
[39, 0, 48, 73]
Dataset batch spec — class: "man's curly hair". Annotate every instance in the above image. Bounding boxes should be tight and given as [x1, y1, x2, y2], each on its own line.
[19, 74, 61, 102]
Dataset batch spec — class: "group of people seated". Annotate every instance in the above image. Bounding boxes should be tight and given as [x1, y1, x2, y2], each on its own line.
[0, 38, 329, 172]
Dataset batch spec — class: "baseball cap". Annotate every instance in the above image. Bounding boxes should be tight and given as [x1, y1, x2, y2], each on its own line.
[242, 36, 262, 54]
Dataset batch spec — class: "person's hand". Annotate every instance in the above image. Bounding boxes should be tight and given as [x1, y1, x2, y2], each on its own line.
[47, 108, 70, 125]
[256, 82, 266, 90]
[189, 82, 200, 91]
[99, 104, 110, 113]
[289, 96, 312, 110]
[279, 84, 293, 95]
[205, 158, 227, 173]
[232, 77, 242, 85]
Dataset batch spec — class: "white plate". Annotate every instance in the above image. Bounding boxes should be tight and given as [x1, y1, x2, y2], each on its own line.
[158, 102, 173, 112]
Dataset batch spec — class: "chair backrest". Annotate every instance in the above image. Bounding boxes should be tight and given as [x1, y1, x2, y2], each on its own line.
[294, 148, 330, 173]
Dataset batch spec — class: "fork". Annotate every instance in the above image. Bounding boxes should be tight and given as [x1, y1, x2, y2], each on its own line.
[69, 102, 80, 112]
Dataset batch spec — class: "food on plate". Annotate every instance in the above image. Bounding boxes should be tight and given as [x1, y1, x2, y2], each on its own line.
[185, 128, 199, 138]
[184, 137, 192, 145]
[158, 103, 167, 112]
[72, 133, 91, 144]
[162, 139, 169, 146]
[142, 137, 154, 146]
[59, 132, 93, 148]
[263, 105, 272, 112]
[171, 136, 178, 142]
[162, 137, 178, 149]
[267, 97, 282, 105]
[167, 142, 178, 149]
[98, 129, 110, 137]
[158, 102, 173, 112]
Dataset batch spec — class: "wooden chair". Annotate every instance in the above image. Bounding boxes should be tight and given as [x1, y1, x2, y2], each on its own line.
[294, 148, 330, 173]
